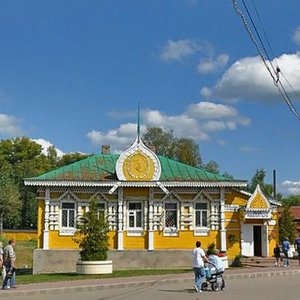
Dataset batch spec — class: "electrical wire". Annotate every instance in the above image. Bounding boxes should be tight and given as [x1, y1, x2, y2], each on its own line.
[232, 0, 300, 122]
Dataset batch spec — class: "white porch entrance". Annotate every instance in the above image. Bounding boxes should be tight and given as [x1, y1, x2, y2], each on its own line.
[241, 224, 268, 257]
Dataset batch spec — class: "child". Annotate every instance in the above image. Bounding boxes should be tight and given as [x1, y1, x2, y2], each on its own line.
[273, 244, 281, 267]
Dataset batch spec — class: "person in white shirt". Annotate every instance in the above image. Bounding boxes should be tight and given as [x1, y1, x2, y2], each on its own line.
[192, 240, 209, 293]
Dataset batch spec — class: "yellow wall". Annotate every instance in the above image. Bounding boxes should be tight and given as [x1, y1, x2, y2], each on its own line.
[2, 230, 37, 241]
[123, 232, 148, 249]
[123, 187, 148, 197]
[48, 231, 117, 249]
[154, 230, 219, 249]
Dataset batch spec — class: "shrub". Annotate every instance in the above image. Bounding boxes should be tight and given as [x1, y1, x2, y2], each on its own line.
[73, 198, 109, 261]
[230, 254, 243, 267]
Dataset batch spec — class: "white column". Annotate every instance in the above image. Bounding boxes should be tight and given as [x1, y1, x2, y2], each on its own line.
[117, 188, 124, 251]
[148, 188, 154, 251]
[220, 188, 227, 252]
[43, 188, 50, 250]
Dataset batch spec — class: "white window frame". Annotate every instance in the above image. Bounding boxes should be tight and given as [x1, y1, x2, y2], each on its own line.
[194, 200, 210, 236]
[60, 200, 76, 236]
[163, 201, 179, 236]
[127, 201, 143, 236]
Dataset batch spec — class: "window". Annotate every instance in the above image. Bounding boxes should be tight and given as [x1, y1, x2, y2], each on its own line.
[97, 202, 106, 218]
[62, 202, 75, 227]
[195, 202, 208, 227]
[165, 203, 178, 228]
[128, 202, 142, 228]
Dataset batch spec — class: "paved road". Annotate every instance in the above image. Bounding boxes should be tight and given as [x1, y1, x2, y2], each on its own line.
[7, 273, 299, 300]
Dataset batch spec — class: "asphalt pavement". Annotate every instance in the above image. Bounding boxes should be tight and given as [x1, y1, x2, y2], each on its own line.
[0, 265, 299, 298]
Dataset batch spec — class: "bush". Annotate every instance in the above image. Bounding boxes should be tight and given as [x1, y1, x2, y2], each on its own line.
[230, 254, 243, 267]
[73, 198, 109, 261]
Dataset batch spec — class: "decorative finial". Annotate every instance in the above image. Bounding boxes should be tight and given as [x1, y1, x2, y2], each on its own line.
[137, 102, 140, 143]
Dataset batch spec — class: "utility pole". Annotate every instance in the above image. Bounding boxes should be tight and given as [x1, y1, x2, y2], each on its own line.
[273, 169, 276, 198]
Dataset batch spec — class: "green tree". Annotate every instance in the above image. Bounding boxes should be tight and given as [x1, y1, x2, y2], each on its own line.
[174, 137, 202, 167]
[0, 137, 54, 229]
[57, 153, 89, 167]
[143, 127, 202, 167]
[143, 127, 176, 159]
[0, 164, 21, 233]
[74, 198, 109, 261]
[279, 205, 296, 243]
[281, 195, 300, 206]
[248, 168, 273, 197]
[203, 160, 219, 174]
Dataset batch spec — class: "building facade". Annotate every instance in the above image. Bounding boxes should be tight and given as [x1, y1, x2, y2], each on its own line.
[24, 136, 281, 273]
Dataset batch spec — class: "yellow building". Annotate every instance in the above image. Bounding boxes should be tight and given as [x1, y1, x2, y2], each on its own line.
[24, 135, 281, 273]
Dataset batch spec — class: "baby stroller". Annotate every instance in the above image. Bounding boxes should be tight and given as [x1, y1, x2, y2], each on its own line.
[201, 255, 226, 292]
[201, 265, 225, 291]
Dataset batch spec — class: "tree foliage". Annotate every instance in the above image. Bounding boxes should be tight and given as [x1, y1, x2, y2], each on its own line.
[0, 164, 21, 232]
[0, 137, 88, 229]
[281, 195, 300, 206]
[73, 198, 109, 261]
[279, 205, 296, 243]
[248, 168, 274, 197]
[143, 127, 202, 167]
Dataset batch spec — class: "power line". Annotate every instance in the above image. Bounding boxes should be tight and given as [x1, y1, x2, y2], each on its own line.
[232, 0, 300, 122]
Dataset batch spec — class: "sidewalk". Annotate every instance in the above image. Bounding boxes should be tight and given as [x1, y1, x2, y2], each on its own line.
[1, 266, 299, 297]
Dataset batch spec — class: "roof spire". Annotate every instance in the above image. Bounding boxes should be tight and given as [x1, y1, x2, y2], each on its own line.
[137, 101, 140, 143]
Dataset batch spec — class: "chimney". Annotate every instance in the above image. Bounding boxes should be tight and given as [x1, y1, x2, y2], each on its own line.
[101, 145, 110, 154]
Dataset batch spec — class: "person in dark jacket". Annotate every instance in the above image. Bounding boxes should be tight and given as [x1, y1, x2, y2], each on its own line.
[273, 244, 281, 267]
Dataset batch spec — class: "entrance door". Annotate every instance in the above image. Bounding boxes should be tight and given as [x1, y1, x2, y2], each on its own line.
[253, 226, 262, 256]
[241, 224, 254, 256]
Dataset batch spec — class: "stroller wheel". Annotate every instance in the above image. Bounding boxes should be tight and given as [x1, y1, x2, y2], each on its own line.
[221, 280, 226, 291]
[212, 282, 219, 291]
[201, 282, 208, 291]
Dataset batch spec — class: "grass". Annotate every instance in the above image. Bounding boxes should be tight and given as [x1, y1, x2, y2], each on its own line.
[13, 239, 191, 285]
[16, 268, 191, 285]
[15, 239, 37, 269]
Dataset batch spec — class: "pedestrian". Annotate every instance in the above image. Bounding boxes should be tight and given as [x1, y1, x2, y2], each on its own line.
[282, 237, 290, 268]
[2, 239, 16, 290]
[192, 240, 209, 293]
[273, 244, 281, 267]
[295, 234, 300, 266]
[0, 241, 5, 283]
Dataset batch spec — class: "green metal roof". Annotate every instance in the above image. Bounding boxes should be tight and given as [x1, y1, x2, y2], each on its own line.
[31, 153, 236, 182]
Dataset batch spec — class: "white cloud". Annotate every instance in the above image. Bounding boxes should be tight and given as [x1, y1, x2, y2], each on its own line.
[87, 102, 250, 152]
[187, 101, 239, 119]
[282, 180, 300, 194]
[32, 138, 65, 157]
[292, 26, 300, 45]
[160, 39, 201, 62]
[202, 53, 300, 101]
[197, 54, 229, 74]
[0, 113, 23, 136]
[87, 123, 146, 153]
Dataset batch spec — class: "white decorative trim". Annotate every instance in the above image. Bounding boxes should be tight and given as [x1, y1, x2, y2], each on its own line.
[163, 227, 179, 236]
[157, 182, 169, 194]
[244, 209, 272, 219]
[126, 229, 144, 236]
[24, 180, 248, 188]
[115, 138, 161, 181]
[224, 204, 240, 212]
[193, 228, 210, 236]
[59, 228, 77, 236]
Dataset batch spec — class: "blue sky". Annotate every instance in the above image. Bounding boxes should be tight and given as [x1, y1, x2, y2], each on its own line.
[1, 0, 300, 195]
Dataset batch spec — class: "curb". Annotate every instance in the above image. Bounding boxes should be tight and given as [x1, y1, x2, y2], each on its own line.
[1, 269, 300, 297]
